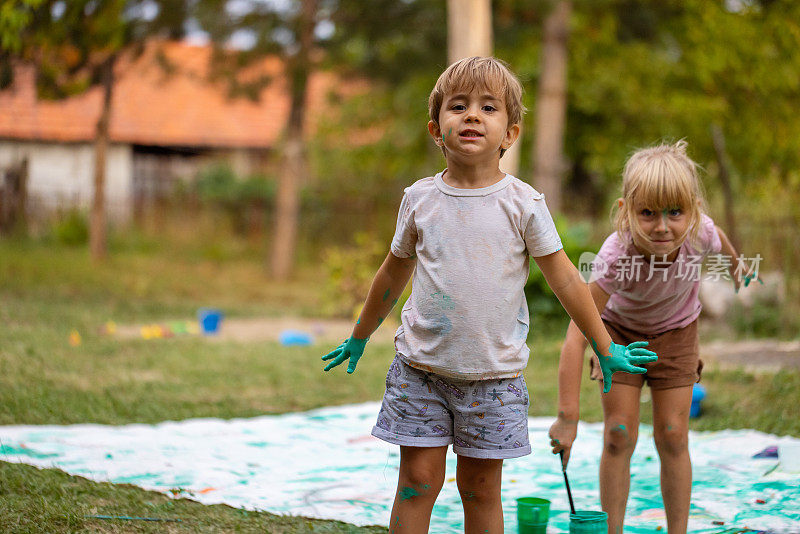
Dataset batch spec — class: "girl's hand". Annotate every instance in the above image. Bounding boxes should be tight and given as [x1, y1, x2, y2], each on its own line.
[735, 272, 763, 294]
[596, 341, 658, 393]
[321, 336, 369, 374]
[549, 414, 578, 468]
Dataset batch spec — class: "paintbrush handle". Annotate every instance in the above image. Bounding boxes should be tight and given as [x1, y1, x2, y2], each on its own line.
[559, 451, 576, 515]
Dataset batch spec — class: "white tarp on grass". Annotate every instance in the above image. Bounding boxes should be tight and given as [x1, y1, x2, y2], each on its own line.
[0, 402, 798, 533]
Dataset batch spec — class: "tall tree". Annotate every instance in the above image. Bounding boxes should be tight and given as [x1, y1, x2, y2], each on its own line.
[532, 0, 571, 213]
[196, 0, 320, 280]
[1, 0, 186, 260]
[199, 0, 449, 279]
[446, 0, 523, 176]
[447, 0, 492, 64]
[273, 0, 317, 281]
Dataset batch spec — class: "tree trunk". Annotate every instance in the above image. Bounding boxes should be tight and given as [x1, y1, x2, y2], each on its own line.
[90, 55, 115, 261]
[443, 0, 523, 176]
[711, 124, 740, 251]
[532, 0, 571, 212]
[270, 0, 316, 280]
[447, 0, 492, 64]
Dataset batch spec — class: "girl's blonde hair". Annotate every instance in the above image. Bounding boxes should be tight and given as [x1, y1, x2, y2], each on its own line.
[428, 56, 525, 157]
[613, 140, 706, 249]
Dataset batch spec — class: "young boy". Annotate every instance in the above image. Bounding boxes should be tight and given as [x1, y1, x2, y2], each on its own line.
[321, 57, 657, 534]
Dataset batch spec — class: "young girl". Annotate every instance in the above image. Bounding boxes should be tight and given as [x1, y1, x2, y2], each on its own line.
[548, 141, 746, 533]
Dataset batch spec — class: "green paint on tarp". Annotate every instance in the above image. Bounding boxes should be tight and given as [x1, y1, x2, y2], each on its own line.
[0, 444, 58, 459]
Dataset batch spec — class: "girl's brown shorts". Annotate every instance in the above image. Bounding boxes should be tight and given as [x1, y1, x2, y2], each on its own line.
[589, 319, 702, 390]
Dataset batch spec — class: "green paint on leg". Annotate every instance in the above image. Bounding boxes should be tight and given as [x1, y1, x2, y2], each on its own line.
[399, 486, 420, 501]
[392, 298, 398, 306]
[377, 316, 384, 326]
[383, 288, 391, 301]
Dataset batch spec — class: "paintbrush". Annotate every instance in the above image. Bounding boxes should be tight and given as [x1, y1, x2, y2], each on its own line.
[559, 450, 576, 515]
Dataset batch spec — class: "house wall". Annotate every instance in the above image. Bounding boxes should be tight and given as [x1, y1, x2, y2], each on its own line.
[0, 140, 133, 223]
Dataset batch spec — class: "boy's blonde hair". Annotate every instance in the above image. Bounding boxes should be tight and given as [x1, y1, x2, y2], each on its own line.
[428, 57, 525, 157]
[613, 140, 706, 249]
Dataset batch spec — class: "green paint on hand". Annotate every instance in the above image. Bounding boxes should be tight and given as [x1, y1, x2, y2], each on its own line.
[383, 288, 391, 301]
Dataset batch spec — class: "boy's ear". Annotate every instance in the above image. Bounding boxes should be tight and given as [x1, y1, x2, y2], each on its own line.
[428, 120, 443, 146]
[502, 123, 521, 149]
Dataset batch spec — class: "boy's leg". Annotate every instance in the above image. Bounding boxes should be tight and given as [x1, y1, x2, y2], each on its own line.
[389, 445, 448, 534]
[456, 455, 504, 534]
[599, 383, 641, 534]
[651, 386, 693, 534]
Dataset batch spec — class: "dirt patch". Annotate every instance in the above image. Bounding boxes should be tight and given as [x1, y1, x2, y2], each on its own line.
[700, 339, 800, 371]
[114, 316, 400, 345]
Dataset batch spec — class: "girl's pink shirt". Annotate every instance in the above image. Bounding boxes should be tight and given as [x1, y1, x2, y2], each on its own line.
[592, 214, 722, 335]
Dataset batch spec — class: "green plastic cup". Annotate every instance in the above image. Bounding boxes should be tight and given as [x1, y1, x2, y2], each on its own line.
[569, 510, 608, 533]
[517, 497, 550, 534]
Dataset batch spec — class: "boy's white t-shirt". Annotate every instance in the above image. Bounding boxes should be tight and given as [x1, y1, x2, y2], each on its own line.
[391, 171, 563, 380]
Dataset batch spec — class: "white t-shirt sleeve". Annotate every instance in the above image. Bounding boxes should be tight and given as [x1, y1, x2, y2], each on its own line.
[390, 190, 417, 258]
[523, 195, 563, 257]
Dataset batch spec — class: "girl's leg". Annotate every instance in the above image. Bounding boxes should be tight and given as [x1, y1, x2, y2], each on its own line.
[599, 383, 642, 534]
[651, 386, 693, 534]
[456, 455, 504, 534]
[389, 445, 448, 534]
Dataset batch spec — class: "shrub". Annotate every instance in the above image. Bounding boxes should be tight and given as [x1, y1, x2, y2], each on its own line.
[321, 232, 386, 318]
[525, 216, 602, 329]
[52, 210, 89, 246]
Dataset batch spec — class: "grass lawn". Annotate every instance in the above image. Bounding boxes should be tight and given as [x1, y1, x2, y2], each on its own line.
[1, 237, 799, 533]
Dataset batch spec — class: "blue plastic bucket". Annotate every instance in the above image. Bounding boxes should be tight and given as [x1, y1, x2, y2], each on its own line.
[690, 383, 706, 418]
[198, 308, 223, 335]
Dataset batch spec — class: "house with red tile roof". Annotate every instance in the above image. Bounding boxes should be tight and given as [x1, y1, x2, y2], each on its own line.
[0, 40, 348, 224]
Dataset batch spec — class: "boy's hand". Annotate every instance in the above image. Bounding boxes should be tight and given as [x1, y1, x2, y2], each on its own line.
[321, 336, 369, 374]
[596, 341, 657, 394]
[549, 414, 578, 468]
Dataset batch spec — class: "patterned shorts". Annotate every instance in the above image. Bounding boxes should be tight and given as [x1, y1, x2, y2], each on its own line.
[371, 356, 531, 459]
